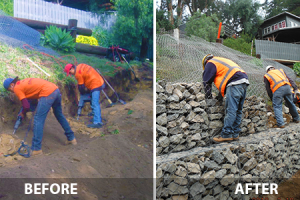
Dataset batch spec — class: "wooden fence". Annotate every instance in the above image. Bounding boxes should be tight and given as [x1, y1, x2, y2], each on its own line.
[13, 0, 116, 29]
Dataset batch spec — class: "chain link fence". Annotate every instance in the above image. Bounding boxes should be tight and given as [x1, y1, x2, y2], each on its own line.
[157, 30, 297, 100]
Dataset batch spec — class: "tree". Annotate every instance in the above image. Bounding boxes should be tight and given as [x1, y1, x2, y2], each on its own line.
[185, 12, 220, 42]
[263, 0, 300, 18]
[223, 0, 263, 37]
[112, 0, 153, 59]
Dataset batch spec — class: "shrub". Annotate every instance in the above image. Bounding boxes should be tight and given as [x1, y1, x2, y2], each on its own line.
[223, 34, 255, 56]
[293, 62, 300, 76]
[43, 25, 75, 52]
[76, 35, 99, 46]
[92, 26, 111, 48]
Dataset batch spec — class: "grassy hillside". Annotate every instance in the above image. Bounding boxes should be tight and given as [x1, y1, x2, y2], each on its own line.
[0, 43, 142, 96]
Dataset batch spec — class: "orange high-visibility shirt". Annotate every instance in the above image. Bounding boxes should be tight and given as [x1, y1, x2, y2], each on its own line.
[75, 64, 104, 90]
[14, 78, 58, 100]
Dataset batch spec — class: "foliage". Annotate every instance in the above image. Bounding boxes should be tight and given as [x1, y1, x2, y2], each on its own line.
[0, 0, 13, 16]
[185, 13, 220, 42]
[222, 0, 263, 37]
[127, 109, 133, 115]
[293, 62, 300, 76]
[263, 0, 300, 18]
[111, 0, 153, 54]
[92, 26, 112, 47]
[223, 34, 256, 56]
[76, 35, 99, 46]
[43, 25, 75, 53]
[156, 9, 175, 33]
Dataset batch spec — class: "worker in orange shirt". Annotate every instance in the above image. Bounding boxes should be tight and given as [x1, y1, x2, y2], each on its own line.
[3, 77, 76, 156]
[64, 63, 105, 128]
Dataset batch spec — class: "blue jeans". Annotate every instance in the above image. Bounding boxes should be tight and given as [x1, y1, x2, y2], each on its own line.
[221, 83, 248, 138]
[91, 85, 105, 124]
[32, 89, 75, 151]
[273, 84, 300, 126]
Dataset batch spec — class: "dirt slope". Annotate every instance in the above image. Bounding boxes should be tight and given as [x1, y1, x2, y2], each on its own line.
[0, 88, 153, 199]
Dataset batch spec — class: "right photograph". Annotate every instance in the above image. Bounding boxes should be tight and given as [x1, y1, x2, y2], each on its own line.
[156, 0, 300, 199]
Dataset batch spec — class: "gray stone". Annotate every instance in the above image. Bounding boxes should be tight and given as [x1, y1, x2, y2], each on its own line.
[156, 93, 167, 104]
[173, 145, 186, 152]
[189, 123, 201, 130]
[169, 102, 181, 109]
[165, 83, 174, 94]
[204, 161, 221, 171]
[170, 134, 183, 144]
[256, 162, 267, 172]
[208, 114, 223, 120]
[157, 125, 168, 136]
[191, 133, 202, 141]
[209, 121, 223, 129]
[189, 101, 201, 107]
[156, 84, 165, 93]
[182, 90, 191, 98]
[243, 157, 258, 171]
[252, 116, 260, 123]
[157, 105, 166, 115]
[168, 95, 180, 102]
[206, 99, 218, 106]
[213, 185, 223, 195]
[192, 115, 205, 123]
[180, 122, 189, 129]
[222, 149, 238, 164]
[194, 107, 205, 113]
[167, 121, 177, 128]
[168, 114, 179, 122]
[242, 174, 252, 182]
[190, 182, 205, 197]
[156, 147, 162, 155]
[175, 84, 186, 92]
[220, 174, 235, 186]
[186, 111, 196, 122]
[202, 195, 214, 200]
[189, 85, 200, 94]
[241, 119, 251, 126]
[200, 170, 216, 185]
[215, 169, 227, 179]
[157, 113, 167, 126]
[175, 166, 188, 177]
[187, 141, 196, 149]
[196, 93, 205, 101]
[187, 162, 201, 173]
[159, 136, 170, 148]
[173, 88, 183, 99]
[212, 151, 225, 164]
[182, 103, 192, 112]
[169, 126, 182, 135]
[167, 182, 189, 195]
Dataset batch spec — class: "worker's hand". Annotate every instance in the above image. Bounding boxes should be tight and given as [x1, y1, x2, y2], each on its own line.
[18, 113, 25, 119]
[296, 91, 300, 97]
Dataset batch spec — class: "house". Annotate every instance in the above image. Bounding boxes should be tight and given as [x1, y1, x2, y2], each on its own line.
[257, 11, 300, 43]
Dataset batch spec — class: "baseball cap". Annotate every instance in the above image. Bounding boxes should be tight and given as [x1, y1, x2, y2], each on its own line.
[64, 64, 74, 76]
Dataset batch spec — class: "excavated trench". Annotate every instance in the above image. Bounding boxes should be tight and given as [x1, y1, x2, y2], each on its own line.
[0, 64, 153, 182]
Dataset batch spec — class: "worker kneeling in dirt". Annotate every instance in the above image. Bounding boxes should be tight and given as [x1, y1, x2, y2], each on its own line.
[3, 77, 77, 156]
[264, 66, 300, 128]
[202, 54, 249, 143]
[64, 63, 105, 128]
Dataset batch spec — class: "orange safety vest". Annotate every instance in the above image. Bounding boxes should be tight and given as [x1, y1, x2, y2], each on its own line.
[264, 69, 291, 93]
[207, 57, 246, 97]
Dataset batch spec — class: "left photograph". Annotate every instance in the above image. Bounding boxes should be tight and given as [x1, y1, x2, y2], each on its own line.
[0, 0, 153, 199]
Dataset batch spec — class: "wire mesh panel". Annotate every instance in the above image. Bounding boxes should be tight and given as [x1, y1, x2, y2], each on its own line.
[157, 30, 296, 99]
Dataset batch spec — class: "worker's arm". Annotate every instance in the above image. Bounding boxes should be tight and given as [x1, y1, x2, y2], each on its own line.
[285, 73, 298, 90]
[264, 77, 273, 100]
[203, 62, 217, 99]
[78, 84, 89, 95]
[20, 98, 30, 118]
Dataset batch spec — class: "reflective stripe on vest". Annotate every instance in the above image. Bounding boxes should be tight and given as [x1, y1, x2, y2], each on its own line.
[264, 69, 291, 93]
[209, 57, 245, 96]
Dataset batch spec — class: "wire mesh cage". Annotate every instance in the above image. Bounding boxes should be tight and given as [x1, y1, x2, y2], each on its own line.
[157, 30, 296, 100]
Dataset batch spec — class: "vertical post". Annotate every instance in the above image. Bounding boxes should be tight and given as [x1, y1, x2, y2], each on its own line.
[251, 40, 254, 56]
[68, 19, 78, 42]
[217, 22, 222, 39]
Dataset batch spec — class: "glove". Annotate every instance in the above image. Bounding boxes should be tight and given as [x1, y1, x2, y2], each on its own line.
[296, 91, 300, 98]
[216, 92, 223, 102]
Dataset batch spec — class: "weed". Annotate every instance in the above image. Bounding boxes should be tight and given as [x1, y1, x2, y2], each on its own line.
[112, 129, 119, 135]
[127, 110, 133, 115]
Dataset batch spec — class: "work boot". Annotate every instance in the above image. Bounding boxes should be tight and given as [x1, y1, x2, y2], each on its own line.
[273, 125, 285, 128]
[293, 120, 300, 123]
[233, 136, 239, 141]
[65, 138, 77, 145]
[213, 136, 233, 143]
[31, 150, 43, 156]
[87, 123, 103, 128]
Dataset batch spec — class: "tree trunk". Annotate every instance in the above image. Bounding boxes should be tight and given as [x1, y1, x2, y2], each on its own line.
[167, 0, 174, 25]
[177, 0, 184, 25]
[140, 37, 149, 61]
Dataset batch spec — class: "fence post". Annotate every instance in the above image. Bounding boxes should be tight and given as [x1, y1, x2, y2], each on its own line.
[68, 19, 77, 41]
